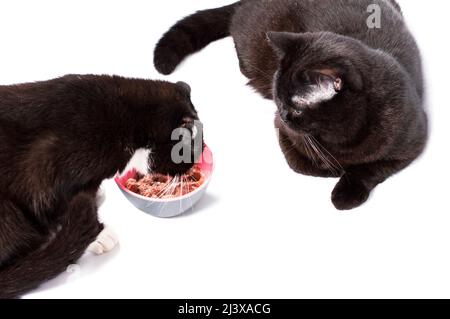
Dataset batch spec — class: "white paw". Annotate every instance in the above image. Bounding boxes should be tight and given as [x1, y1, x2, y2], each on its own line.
[87, 227, 119, 255]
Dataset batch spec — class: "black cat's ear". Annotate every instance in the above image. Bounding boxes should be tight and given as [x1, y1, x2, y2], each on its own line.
[176, 81, 191, 96]
[267, 31, 311, 57]
[267, 32, 296, 56]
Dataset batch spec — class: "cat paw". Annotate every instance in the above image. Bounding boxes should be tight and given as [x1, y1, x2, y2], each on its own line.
[154, 46, 179, 75]
[332, 177, 370, 210]
[87, 227, 119, 255]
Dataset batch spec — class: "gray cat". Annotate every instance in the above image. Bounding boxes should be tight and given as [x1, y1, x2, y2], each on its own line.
[154, 0, 428, 210]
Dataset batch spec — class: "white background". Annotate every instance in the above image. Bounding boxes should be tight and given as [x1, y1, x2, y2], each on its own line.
[0, 0, 449, 299]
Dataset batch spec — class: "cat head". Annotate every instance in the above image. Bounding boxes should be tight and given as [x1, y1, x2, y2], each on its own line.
[267, 31, 374, 143]
[122, 80, 204, 175]
[150, 81, 204, 175]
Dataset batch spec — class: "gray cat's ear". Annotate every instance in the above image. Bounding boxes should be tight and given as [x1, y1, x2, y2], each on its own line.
[267, 31, 300, 56]
[176, 81, 191, 95]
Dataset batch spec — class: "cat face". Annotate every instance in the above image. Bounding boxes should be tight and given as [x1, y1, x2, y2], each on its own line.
[147, 82, 204, 175]
[268, 31, 367, 143]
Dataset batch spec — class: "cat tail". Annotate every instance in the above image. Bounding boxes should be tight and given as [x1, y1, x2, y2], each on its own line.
[154, 2, 240, 75]
[0, 193, 102, 299]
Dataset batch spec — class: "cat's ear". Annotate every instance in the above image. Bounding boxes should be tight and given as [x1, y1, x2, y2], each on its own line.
[267, 31, 311, 57]
[176, 81, 191, 96]
[267, 32, 297, 56]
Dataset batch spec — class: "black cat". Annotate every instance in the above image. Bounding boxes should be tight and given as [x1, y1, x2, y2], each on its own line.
[0, 75, 202, 298]
[154, 0, 428, 210]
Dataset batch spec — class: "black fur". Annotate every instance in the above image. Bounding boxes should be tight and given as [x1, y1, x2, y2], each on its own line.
[0, 75, 201, 298]
[154, 3, 239, 75]
[154, 0, 428, 210]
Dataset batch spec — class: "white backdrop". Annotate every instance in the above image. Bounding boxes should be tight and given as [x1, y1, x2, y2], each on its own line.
[0, 0, 449, 298]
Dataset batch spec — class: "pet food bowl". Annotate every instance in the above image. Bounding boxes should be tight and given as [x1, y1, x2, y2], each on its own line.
[115, 145, 214, 218]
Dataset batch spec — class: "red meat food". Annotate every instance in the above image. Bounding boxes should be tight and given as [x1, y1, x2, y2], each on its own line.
[125, 164, 205, 199]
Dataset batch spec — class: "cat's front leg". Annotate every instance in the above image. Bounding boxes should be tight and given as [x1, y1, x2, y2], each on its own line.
[332, 160, 410, 210]
[84, 184, 117, 255]
[87, 226, 119, 255]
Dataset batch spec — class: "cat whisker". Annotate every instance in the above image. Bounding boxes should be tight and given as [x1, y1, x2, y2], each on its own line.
[280, 134, 299, 154]
[301, 136, 319, 167]
[310, 136, 343, 173]
[147, 151, 155, 174]
[309, 137, 337, 175]
[154, 175, 178, 214]
[306, 136, 339, 176]
[306, 136, 327, 170]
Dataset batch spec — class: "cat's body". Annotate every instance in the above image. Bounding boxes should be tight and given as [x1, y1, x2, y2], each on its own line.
[154, 0, 428, 210]
[0, 75, 201, 298]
